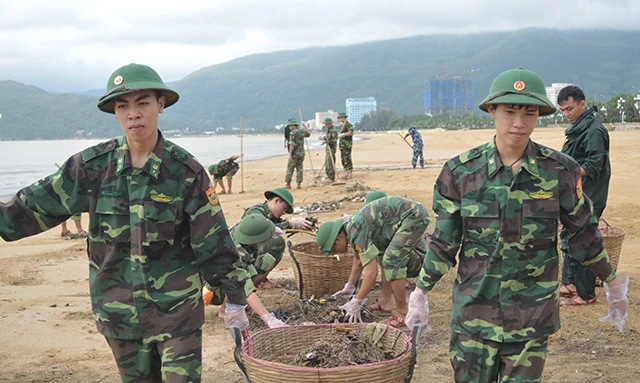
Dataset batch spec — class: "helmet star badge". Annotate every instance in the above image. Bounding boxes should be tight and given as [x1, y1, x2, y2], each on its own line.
[113, 75, 123, 85]
[513, 80, 525, 91]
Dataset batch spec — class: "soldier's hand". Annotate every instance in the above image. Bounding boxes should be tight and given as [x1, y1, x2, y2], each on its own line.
[332, 282, 356, 297]
[340, 297, 365, 323]
[600, 274, 629, 333]
[272, 226, 285, 238]
[224, 303, 249, 331]
[289, 217, 312, 230]
[405, 290, 432, 337]
[260, 312, 288, 328]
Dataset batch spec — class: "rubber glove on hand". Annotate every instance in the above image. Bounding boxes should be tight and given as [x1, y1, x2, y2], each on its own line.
[340, 297, 365, 323]
[405, 290, 432, 336]
[260, 313, 288, 328]
[289, 217, 312, 230]
[332, 282, 356, 297]
[272, 226, 285, 238]
[599, 274, 629, 333]
[224, 303, 249, 331]
[338, 133, 346, 138]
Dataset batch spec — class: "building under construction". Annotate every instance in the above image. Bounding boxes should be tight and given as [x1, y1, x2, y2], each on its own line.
[424, 77, 473, 116]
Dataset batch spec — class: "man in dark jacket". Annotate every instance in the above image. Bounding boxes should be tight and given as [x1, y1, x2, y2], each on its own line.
[558, 85, 612, 305]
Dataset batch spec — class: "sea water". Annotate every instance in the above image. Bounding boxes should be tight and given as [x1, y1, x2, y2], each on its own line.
[0, 134, 324, 199]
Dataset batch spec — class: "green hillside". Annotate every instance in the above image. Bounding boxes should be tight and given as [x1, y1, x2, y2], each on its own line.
[1, 28, 639, 139]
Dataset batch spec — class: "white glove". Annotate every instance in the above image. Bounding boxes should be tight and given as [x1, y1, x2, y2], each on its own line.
[599, 274, 629, 333]
[272, 226, 285, 238]
[224, 303, 249, 330]
[338, 133, 346, 138]
[405, 290, 432, 336]
[340, 297, 365, 323]
[260, 312, 288, 328]
[332, 282, 356, 297]
[289, 217, 312, 230]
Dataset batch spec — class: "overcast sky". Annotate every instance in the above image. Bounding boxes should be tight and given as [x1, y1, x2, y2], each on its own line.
[1, 0, 639, 93]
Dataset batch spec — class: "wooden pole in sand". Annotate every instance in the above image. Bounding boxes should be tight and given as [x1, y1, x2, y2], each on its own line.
[240, 116, 244, 193]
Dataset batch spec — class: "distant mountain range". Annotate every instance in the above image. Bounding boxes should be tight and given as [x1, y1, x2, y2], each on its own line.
[1, 28, 639, 140]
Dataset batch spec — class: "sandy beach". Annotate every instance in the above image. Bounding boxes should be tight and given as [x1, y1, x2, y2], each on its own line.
[0, 128, 638, 383]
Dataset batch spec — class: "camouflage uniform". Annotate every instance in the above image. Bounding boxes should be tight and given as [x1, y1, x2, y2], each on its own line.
[339, 121, 354, 172]
[324, 124, 338, 181]
[417, 138, 615, 381]
[345, 196, 429, 280]
[241, 202, 289, 271]
[209, 156, 239, 181]
[0, 131, 250, 382]
[284, 127, 310, 185]
[404, 128, 424, 168]
[230, 222, 278, 290]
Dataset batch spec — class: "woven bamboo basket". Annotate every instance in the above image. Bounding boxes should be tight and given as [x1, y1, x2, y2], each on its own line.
[237, 324, 415, 383]
[557, 218, 625, 285]
[288, 241, 354, 299]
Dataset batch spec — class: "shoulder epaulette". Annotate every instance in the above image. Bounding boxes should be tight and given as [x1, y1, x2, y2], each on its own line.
[449, 144, 484, 169]
[538, 144, 579, 170]
[166, 143, 203, 174]
[81, 138, 119, 162]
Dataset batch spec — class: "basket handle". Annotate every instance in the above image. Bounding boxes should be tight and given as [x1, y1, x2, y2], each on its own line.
[405, 326, 419, 383]
[287, 241, 304, 299]
[232, 327, 250, 383]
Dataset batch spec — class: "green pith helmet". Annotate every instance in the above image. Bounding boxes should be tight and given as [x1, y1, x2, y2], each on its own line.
[207, 164, 218, 175]
[478, 67, 556, 116]
[287, 118, 298, 126]
[264, 187, 294, 214]
[363, 190, 387, 206]
[234, 214, 273, 245]
[338, 112, 348, 118]
[315, 218, 344, 255]
[97, 63, 179, 114]
[323, 117, 333, 124]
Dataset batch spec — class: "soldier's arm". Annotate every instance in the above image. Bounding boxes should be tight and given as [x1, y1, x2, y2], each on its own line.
[559, 164, 615, 282]
[580, 126, 609, 180]
[416, 165, 462, 292]
[188, 169, 247, 305]
[0, 154, 89, 241]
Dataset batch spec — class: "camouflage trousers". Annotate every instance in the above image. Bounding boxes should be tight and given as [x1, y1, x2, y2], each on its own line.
[325, 146, 337, 181]
[381, 205, 429, 281]
[411, 145, 424, 168]
[254, 236, 285, 275]
[285, 154, 305, 185]
[339, 143, 353, 171]
[449, 332, 548, 383]
[70, 213, 82, 221]
[105, 329, 202, 383]
[213, 162, 239, 182]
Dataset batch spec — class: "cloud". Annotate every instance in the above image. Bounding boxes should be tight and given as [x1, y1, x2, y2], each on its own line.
[0, 0, 638, 92]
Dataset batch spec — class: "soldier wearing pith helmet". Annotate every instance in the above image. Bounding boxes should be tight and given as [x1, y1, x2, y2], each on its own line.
[1, 63, 251, 382]
[405, 67, 629, 382]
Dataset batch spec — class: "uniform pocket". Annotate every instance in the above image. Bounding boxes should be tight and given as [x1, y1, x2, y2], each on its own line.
[95, 197, 131, 243]
[143, 200, 177, 246]
[521, 199, 558, 245]
[461, 197, 500, 243]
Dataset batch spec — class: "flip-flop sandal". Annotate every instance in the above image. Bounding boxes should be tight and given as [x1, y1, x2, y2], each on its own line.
[561, 297, 597, 306]
[559, 284, 577, 298]
[380, 314, 407, 329]
[365, 299, 392, 313]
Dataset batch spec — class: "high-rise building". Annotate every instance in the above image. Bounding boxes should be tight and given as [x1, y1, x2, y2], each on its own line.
[315, 110, 338, 130]
[424, 77, 473, 116]
[345, 97, 377, 125]
[546, 83, 573, 108]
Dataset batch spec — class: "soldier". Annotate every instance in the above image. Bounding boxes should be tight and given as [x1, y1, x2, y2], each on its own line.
[316, 196, 430, 328]
[404, 127, 425, 169]
[362, 189, 386, 206]
[203, 214, 288, 328]
[284, 118, 310, 189]
[404, 67, 629, 382]
[0, 63, 250, 383]
[320, 117, 338, 184]
[242, 187, 313, 288]
[557, 85, 611, 306]
[338, 112, 354, 179]
[208, 154, 240, 194]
